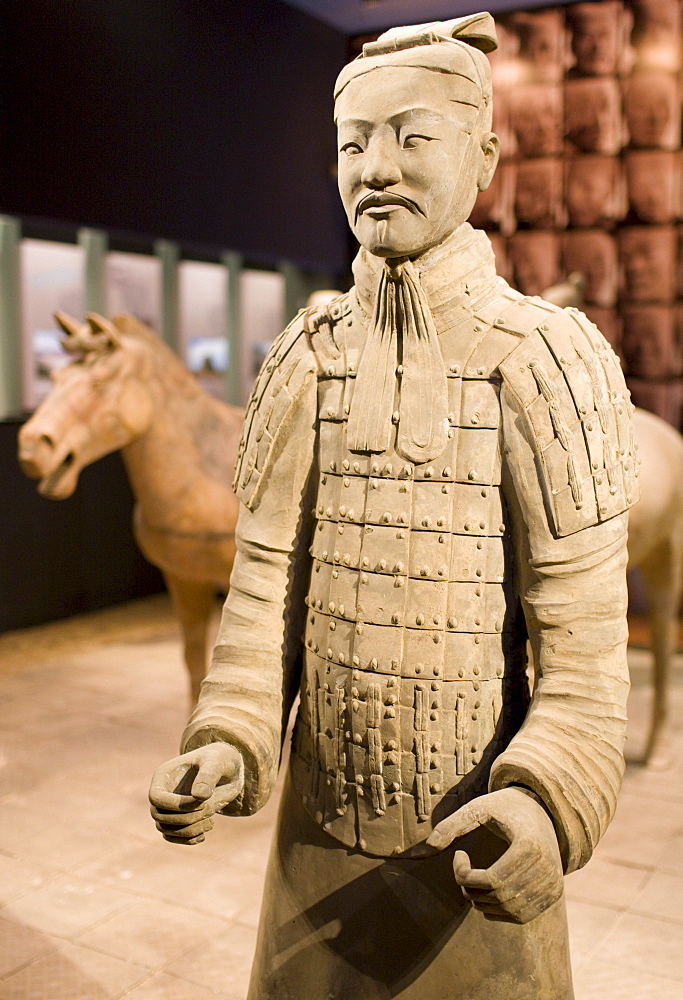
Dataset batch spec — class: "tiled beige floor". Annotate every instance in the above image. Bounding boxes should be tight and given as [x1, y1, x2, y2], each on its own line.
[0, 596, 681, 999]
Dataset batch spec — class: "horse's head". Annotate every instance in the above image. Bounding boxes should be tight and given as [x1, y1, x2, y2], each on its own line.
[18, 312, 154, 498]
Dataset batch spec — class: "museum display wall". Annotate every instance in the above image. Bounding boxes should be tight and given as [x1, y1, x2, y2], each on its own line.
[0, 0, 349, 632]
[464, 0, 683, 428]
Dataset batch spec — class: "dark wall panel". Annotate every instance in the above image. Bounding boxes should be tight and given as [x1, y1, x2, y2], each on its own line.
[1, 0, 348, 271]
[0, 421, 163, 633]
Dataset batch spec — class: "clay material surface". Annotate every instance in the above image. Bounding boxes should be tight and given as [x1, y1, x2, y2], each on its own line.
[18, 313, 242, 701]
[150, 12, 638, 999]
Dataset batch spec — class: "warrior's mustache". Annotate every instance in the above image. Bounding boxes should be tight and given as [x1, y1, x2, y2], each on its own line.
[355, 191, 425, 220]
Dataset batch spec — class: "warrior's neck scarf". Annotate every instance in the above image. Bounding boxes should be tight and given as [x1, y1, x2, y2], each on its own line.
[348, 223, 499, 464]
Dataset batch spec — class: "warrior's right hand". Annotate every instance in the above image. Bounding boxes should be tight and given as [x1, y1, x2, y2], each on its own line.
[149, 743, 244, 845]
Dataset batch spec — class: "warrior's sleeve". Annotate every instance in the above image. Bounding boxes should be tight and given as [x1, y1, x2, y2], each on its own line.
[490, 307, 639, 873]
[180, 314, 318, 816]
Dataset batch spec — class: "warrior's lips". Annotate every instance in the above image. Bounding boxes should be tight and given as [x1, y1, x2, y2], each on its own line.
[355, 192, 423, 220]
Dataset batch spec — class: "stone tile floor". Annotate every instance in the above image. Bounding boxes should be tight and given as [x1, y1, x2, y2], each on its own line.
[0, 595, 681, 999]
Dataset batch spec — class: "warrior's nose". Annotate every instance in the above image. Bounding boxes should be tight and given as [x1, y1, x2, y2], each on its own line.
[361, 134, 402, 190]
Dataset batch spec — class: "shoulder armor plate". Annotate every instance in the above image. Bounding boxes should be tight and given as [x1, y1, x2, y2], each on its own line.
[499, 307, 640, 537]
[232, 311, 316, 511]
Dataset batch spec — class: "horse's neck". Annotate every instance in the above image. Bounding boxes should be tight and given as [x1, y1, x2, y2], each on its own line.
[120, 354, 235, 526]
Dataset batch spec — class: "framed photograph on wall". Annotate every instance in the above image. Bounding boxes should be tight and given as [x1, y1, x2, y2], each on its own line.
[20, 239, 84, 411]
[239, 269, 285, 406]
[106, 251, 162, 331]
[178, 259, 228, 400]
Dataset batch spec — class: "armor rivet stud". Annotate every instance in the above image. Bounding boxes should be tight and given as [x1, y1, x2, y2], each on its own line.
[395, 562, 404, 573]
[395, 577, 404, 588]
[442, 484, 450, 494]
[476, 569, 482, 578]
[379, 559, 386, 571]
[396, 513, 405, 524]
[474, 666, 480, 675]
[416, 614, 425, 625]
[370, 479, 378, 489]
[420, 566, 429, 577]
[424, 467, 434, 478]
[385, 463, 393, 475]
[448, 617, 457, 629]
[386, 707, 396, 717]
[392, 411, 399, 423]
[458, 669, 464, 678]
[352, 701, 359, 712]
[334, 551, 340, 562]
[362, 557, 369, 567]
[327, 647, 333, 658]
[475, 636, 481, 644]
[372, 462, 380, 474]
[327, 365, 336, 376]
[339, 505, 346, 517]
[468, 469, 477, 481]
[343, 477, 350, 487]
[464, 522, 471, 531]
[353, 462, 360, 473]
[430, 711, 438, 721]
[438, 566, 446, 577]
[326, 506, 333, 517]
[477, 366, 485, 376]
[343, 555, 350, 566]
[586, 423, 593, 432]
[477, 541, 483, 550]
[480, 521, 486, 530]
[422, 517, 431, 527]
[495, 620, 502, 631]
[338, 525, 344, 534]
[361, 573, 368, 584]
[327, 407, 335, 418]
[344, 404, 350, 415]
[403, 464, 412, 476]
[397, 529, 405, 539]
[343, 459, 350, 470]
[356, 624, 363, 634]
[396, 365, 403, 376]
[382, 512, 392, 523]
[437, 517, 445, 527]
[471, 712, 478, 721]
[541, 324, 549, 332]
[416, 665, 423, 674]
[353, 656, 360, 666]
[322, 550, 328, 561]
[474, 618, 481, 626]
[339, 603, 345, 616]
[329, 620, 336, 630]
[348, 510, 355, 520]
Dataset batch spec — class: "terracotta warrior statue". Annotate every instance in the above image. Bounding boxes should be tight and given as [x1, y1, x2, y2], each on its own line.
[150, 13, 638, 999]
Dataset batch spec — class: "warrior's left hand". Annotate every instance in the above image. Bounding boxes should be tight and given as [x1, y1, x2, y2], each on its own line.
[426, 786, 564, 924]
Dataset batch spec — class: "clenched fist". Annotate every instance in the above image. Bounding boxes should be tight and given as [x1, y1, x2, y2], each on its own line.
[149, 742, 244, 845]
[427, 786, 564, 924]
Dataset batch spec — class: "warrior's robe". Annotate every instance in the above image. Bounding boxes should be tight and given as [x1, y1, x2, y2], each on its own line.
[182, 225, 636, 999]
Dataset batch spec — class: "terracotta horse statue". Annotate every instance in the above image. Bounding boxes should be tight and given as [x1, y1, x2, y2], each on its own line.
[628, 406, 683, 767]
[18, 312, 243, 702]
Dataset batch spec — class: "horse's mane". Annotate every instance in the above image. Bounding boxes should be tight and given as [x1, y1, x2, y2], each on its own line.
[111, 313, 207, 399]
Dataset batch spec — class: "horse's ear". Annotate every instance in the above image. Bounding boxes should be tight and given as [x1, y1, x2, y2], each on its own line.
[54, 311, 83, 339]
[86, 313, 122, 348]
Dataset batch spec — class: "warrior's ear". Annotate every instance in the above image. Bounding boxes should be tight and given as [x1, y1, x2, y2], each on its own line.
[86, 313, 122, 348]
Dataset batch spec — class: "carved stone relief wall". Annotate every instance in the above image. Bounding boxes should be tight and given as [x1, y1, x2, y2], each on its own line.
[473, 0, 683, 428]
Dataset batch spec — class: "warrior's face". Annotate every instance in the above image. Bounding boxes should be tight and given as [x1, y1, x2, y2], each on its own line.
[336, 66, 499, 259]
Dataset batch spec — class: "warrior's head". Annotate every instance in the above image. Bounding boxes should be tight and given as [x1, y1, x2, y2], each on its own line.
[334, 12, 500, 260]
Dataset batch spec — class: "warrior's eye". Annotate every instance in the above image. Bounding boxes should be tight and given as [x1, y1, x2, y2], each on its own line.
[402, 134, 434, 148]
[340, 141, 363, 156]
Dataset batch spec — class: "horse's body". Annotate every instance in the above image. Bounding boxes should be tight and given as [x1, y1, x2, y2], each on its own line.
[628, 406, 683, 766]
[18, 312, 242, 701]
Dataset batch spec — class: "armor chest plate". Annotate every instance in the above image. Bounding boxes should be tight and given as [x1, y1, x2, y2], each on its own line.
[291, 297, 530, 857]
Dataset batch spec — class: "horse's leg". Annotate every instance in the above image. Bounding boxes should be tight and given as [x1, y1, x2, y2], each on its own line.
[638, 535, 682, 768]
[164, 574, 216, 705]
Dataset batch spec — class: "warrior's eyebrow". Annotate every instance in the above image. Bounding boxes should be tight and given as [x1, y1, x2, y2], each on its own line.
[338, 106, 474, 131]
